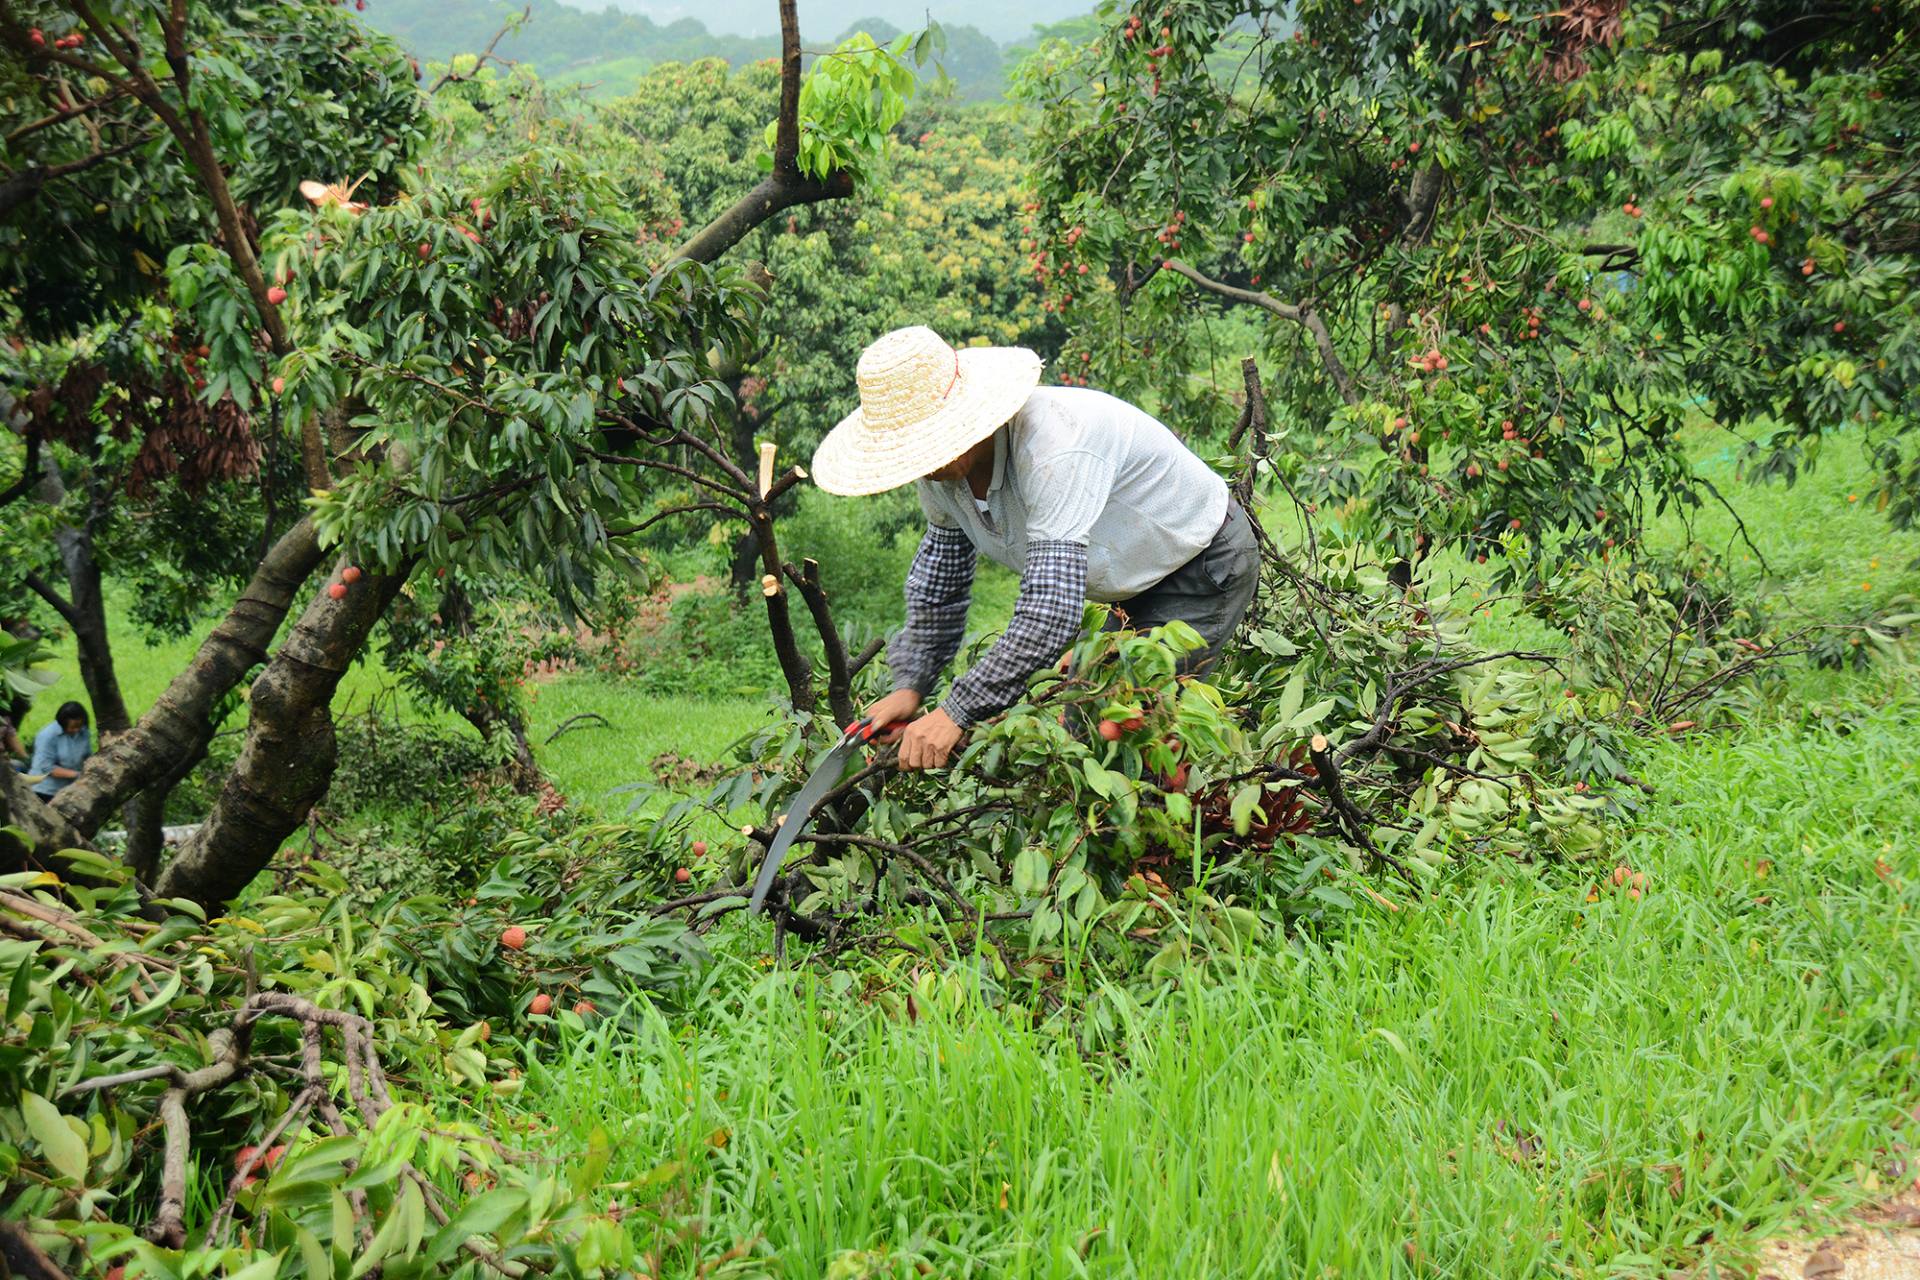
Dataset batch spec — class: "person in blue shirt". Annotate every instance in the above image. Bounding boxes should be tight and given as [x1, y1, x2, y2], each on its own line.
[28, 701, 92, 799]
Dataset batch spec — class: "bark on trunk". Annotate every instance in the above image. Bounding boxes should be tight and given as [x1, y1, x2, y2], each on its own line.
[729, 531, 763, 593]
[749, 508, 817, 715]
[786, 558, 857, 728]
[21, 466, 131, 736]
[52, 516, 324, 835]
[52, 521, 132, 735]
[153, 562, 410, 909]
[0, 758, 86, 875]
[123, 784, 172, 887]
[122, 726, 212, 887]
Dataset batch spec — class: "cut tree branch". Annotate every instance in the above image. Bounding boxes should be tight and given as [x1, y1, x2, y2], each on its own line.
[661, 0, 857, 267]
[785, 558, 855, 726]
[1307, 733, 1416, 885]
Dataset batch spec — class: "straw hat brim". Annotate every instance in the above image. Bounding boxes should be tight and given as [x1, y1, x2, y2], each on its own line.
[811, 346, 1043, 497]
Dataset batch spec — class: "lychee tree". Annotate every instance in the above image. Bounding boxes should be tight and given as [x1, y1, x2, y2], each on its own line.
[1, 0, 934, 914]
[1016, 0, 1919, 583]
[1, 0, 432, 872]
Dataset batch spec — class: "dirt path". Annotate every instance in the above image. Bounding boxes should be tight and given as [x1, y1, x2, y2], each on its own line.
[1755, 1185, 1920, 1279]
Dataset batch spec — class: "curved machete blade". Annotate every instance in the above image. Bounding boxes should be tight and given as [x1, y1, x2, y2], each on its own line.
[747, 720, 874, 914]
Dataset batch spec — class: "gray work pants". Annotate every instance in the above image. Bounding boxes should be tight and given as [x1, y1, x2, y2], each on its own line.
[1103, 499, 1261, 676]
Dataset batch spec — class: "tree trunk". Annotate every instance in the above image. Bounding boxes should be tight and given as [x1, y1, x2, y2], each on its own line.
[0, 756, 86, 875]
[122, 784, 172, 886]
[52, 517, 324, 835]
[50, 521, 132, 735]
[748, 507, 817, 715]
[154, 562, 410, 909]
[21, 465, 131, 735]
[122, 728, 211, 887]
[723, 379, 765, 592]
[729, 531, 763, 593]
[466, 702, 538, 782]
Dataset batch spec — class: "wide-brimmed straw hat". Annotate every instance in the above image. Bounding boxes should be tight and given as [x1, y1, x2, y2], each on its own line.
[811, 326, 1042, 496]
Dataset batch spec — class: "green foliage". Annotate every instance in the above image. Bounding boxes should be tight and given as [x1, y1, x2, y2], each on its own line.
[381, 585, 578, 760]
[749, 104, 1058, 447]
[1016, 0, 1920, 595]
[774, 485, 924, 628]
[1, 0, 428, 337]
[661, 526, 1617, 975]
[316, 717, 501, 849]
[764, 31, 921, 183]
[0, 631, 58, 703]
[606, 62, 1054, 460]
[174, 149, 757, 605]
[0, 849, 693, 1278]
[0, 307, 305, 645]
[615, 585, 788, 700]
[601, 57, 781, 230]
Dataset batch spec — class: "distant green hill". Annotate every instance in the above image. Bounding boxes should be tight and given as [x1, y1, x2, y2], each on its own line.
[358, 0, 1018, 100]
[550, 0, 1091, 44]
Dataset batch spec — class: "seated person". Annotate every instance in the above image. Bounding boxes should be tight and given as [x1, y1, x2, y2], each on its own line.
[29, 701, 93, 798]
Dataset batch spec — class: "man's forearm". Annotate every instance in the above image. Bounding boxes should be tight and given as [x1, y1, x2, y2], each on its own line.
[888, 525, 977, 695]
[942, 539, 1086, 729]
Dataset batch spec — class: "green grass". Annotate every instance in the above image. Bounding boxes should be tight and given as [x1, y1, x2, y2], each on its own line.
[451, 659, 1920, 1277]
[430, 431, 1919, 1277]
[24, 421, 1920, 1274]
[524, 678, 774, 806]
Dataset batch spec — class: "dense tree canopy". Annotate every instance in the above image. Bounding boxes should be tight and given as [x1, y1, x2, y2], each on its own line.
[1019, 0, 1919, 579]
[2, 3, 1918, 1277]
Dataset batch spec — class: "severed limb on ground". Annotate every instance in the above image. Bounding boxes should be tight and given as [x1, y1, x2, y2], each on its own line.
[17, 892, 530, 1279]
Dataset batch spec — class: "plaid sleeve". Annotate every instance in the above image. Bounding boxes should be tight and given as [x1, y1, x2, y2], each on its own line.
[887, 523, 977, 698]
[941, 539, 1086, 730]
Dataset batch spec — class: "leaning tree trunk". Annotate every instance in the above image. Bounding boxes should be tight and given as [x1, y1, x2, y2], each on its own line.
[154, 560, 411, 909]
[49, 521, 132, 735]
[0, 755, 86, 875]
[52, 516, 323, 836]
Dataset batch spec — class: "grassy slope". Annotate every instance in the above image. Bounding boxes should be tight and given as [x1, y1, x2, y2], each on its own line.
[457, 438, 1918, 1276]
[482, 684, 1918, 1274]
[30, 433, 1920, 1273]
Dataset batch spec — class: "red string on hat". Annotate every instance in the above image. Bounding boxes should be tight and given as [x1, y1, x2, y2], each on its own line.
[943, 349, 960, 400]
